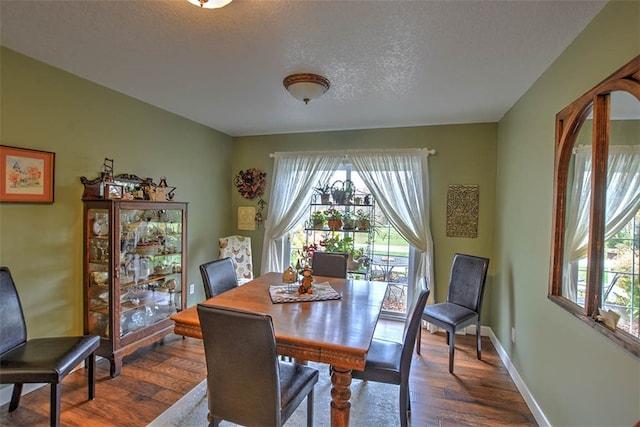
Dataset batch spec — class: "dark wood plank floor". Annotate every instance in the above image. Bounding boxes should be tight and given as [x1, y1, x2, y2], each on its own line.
[0, 320, 537, 426]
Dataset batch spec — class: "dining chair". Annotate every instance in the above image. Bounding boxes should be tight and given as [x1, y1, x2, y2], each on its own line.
[0, 267, 101, 427]
[199, 257, 238, 299]
[416, 253, 489, 373]
[197, 304, 319, 427]
[350, 278, 430, 427]
[218, 235, 254, 284]
[311, 252, 348, 278]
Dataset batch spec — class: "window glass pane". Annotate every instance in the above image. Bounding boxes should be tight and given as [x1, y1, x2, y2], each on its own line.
[602, 90, 640, 337]
[603, 212, 639, 337]
[562, 105, 593, 307]
[289, 164, 411, 317]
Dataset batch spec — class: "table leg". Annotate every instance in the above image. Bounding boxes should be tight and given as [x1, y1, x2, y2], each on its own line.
[330, 365, 352, 426]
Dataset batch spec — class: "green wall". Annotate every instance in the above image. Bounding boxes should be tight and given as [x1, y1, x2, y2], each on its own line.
[0, 47, 232, 339]
[2, 1, 639, 424]
[232, 124, 497, 308]
[494, 1, 640, 426]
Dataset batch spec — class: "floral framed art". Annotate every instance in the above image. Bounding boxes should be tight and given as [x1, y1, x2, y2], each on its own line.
[0, 145, 55, 203]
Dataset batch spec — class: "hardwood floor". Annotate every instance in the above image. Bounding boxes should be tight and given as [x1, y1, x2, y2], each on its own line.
[0, 320, 537, 426]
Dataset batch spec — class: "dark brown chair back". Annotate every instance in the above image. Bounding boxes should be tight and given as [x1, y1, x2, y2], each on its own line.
[198, 305, 280, 425]
[0, 267, 27, 354]
[199, 257, 238, 299]
[311, 252, 348, 278]
[447, 253, 489, 314]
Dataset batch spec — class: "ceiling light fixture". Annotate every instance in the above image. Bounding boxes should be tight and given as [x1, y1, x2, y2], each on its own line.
[187, 0, 232, 9]
[283, 73, 330, 104]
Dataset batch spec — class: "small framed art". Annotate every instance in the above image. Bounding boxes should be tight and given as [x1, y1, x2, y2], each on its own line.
[0, 145, 55, 203]
[238, 206, 256, 230]
[105, 183, 123, 199]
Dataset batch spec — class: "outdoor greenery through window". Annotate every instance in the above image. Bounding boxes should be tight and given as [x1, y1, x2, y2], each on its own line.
[288, 165, 411, 318]
[576, 211, 639, 338]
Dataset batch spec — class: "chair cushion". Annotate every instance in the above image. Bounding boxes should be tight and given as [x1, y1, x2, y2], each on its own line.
[422, 302, 478, 332]
[351, 339, 402, 385]
[0, 335, 100, 383]
[279, 361, 319, 423]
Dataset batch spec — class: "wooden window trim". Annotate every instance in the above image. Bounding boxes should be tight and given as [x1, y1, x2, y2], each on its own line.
[548, 55, 640, 358]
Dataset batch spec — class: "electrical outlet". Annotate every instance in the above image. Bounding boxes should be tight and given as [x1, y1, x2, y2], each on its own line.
[511, 327, 516, 343]
[189, 283, 195, 295]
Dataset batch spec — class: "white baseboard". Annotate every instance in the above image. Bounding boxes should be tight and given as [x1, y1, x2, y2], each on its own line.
[485, 327, 551, 427]
[0, 383, 46, 406]
[424, 324, 550, 427]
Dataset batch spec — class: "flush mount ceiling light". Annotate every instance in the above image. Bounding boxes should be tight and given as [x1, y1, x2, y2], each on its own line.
[283, 73, 330, 104]
[187, 0, 232, 9]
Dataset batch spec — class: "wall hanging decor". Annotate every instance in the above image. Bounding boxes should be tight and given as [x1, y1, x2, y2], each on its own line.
[234, 168, 266, 200]
[237, 206, 256, 231]
[0, 145, 55, 203]
[446, 184, 479, 238]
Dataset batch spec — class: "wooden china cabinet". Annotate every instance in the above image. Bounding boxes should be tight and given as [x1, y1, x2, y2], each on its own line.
[82, 199, 187, 377]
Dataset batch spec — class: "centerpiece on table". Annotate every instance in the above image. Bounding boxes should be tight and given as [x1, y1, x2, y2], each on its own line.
[297, 267, 314, 295]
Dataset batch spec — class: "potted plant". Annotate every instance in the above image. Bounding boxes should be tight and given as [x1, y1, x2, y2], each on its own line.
[342, 211, 356, 230]
[351, 247, 370, 271]
[310, 210, 326, 230]
[313, 182, 332, 204]
[320, 236, 369, 271]
[321, 235, 353, 253]
[355, 209, 371, 231]
[331, 179, 355, 205]
[325, 207, 343, 230]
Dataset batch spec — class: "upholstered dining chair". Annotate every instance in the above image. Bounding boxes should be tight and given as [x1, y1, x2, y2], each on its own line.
[350, 278, 430, 427]
[0, 267, 101, 427]
[199, 257, 238, 299]
[218, 235, 253, 284]
[417, 253, 489, 373]
[197, 304, 319, 427]
[311, 252, 348, 278]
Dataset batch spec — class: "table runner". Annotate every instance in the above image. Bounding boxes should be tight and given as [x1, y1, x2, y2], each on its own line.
[269, 281, 342, 303]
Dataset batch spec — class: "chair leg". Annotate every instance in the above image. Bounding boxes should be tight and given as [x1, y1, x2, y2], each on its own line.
[9, 383, 23, 412]
[306, 388, 314, 427]
[476, 320, 482, 360]
[448, 330, 456, 374]
[50, 382, 61, 427]
[399, 383, 409, 427]
[88, 352, 96, 400]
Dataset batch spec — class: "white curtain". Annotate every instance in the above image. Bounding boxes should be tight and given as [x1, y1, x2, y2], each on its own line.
[349, 149, 435, 306]
[260, 152, 343, 274]
[563, 145, 640, 300]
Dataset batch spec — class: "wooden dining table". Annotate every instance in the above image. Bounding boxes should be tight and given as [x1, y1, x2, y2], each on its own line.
[170, 272, 387, 427]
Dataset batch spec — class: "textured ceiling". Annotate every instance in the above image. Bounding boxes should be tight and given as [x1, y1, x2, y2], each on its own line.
[0, 0, 607, 137]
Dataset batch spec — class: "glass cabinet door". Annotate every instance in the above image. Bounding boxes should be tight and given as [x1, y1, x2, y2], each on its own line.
[87, 208, 111, 338]
[118, 207, 182, 337]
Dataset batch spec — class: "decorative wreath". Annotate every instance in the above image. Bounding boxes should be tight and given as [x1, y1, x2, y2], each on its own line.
[234, 168, 266, 200]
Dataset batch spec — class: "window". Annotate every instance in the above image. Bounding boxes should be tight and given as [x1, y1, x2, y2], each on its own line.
[549, 55, 640, 357]
[288, 165, 412, 317]
[264, 149, 434, 321]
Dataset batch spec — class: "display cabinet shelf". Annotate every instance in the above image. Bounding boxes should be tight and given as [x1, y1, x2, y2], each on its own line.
[82, 199, 187, 377]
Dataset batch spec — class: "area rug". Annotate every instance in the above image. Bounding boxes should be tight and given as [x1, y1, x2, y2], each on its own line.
[148, 362, 400, 426]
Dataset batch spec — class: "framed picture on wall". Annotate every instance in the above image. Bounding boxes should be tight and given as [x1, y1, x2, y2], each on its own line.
[0, 145, 55, 203]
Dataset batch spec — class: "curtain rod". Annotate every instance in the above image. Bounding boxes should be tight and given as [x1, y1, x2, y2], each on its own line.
[268, 148, 437, 158]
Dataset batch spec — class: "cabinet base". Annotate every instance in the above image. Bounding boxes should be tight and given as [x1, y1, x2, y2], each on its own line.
[100, 324, 175, 377]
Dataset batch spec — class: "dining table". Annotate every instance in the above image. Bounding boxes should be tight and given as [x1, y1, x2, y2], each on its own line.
[170, 271, 387, 427]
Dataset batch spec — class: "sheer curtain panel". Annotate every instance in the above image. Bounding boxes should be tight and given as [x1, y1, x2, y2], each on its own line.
[261, 153, 343, 274]
[349, 149, 435, 306]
